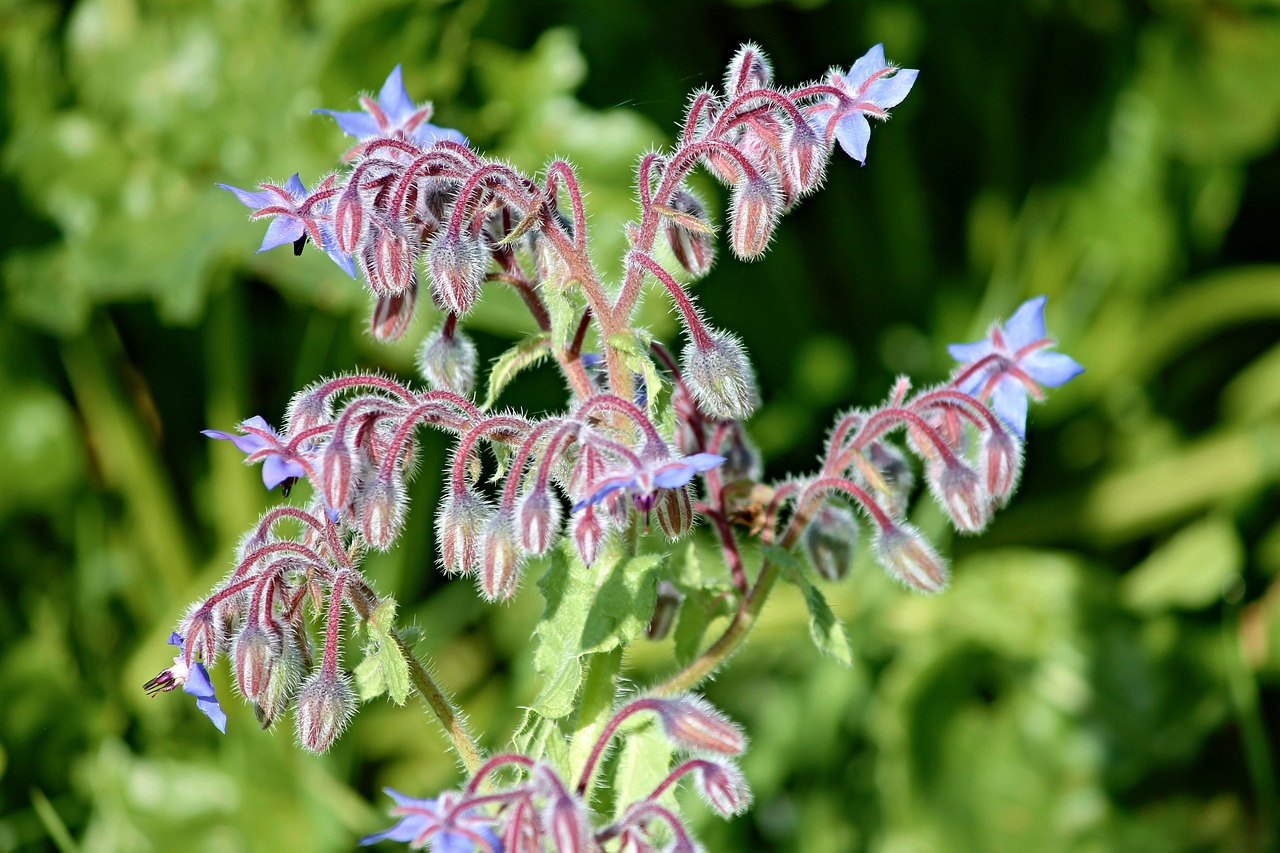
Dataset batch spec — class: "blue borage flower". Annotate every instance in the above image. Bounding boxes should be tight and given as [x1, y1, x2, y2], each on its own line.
[947, 296, 1084, 437]
[316, 65, 468, 149]
[360, 789, 502, 852]
[808, 44, 918, 165]
[572, 452, 726, 513]
[144, 633, 227, 733]
[217, 173, 356, 277]
[203, 415, 310, 492]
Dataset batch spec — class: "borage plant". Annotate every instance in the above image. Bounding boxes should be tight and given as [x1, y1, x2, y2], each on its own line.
[150, 43, 1081, 851]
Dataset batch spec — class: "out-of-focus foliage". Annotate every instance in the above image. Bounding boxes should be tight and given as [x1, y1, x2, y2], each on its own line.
[1, 0, 1278, 850]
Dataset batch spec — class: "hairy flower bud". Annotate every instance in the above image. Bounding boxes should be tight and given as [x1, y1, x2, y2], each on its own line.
[785, 123, 828, 197]
[334, 184, 364, 254]
[295, 670, 356, 754]
[571, 505, 606, 567]
[655, 486, 694, 541]
[725, 42, 772, 97]
[178, 603, 225, 666]
[802, 502, 859, 581]
[232, 621, 281, 703]
[479, 513, 524, 601]
[663, 189, 716, 279]
[693, 759, 752, 817]
[982, 426, 1023, 507]
[370, 280, 418, 343]
[428, 233, 487, 316]
[436, 488, 493, 575]
[719, 423, 762, 483]
[517, 489, 561, 556]
[728, 176, 778, 260]
[655, 695, 747, 755]
[867, 441, 914, 516]
[359, 476, 406, 550]
[544, 790, 589, 853]
[368, 227, 416, 296]
[253, 630, 305, 730]
[682, 331, 759, 421]
[926, 459, 991, 533]
[872, 522, 949, 593]
[322, 436, 354, 512]
[417, 323, 478, 397]
[286, 385, 333, 436]
[646, 580, 685, 641]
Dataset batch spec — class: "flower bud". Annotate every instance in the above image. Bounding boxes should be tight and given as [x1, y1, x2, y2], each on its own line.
[370, 280, 418, 343]
[322, 436, 354, 512]
[253, 631, 305, 730]
[334, 184, 364, 253]
[286, 385, 333, 436]
[719, 423, 762, 483]
[479, 513, 524, 601]
[867, 441, 914, 516]
[725, 42, 772, 97]
[682, 331, 759, 421]
[231, 621, 281, 702]
[802, 502, 859, 582]
[654, 695, 747, 755]
[982, 426, 1023, 507]
[359, 476, 406, 551]
[663, 189, 716, 279]
[544, 790, 589, 853]
[728, 176, 778, 260]
[646, 580, 685, 641]
[655, 486, 694, 541]
[570, 505, 606, 567]
[294, 670, 356, 754]
[872, 522, 949, 593]
[369, 227, 416, 295]
[436, 488, 493, 575]
[428, 233, 488, 316]
[785, 123, 828, 197]
[517, 489, 561, 556]
[693, 759, 752, 817]
[417, 323, 478, 397]
[177, 602, 226, 666]
[926, 459, 991, 534]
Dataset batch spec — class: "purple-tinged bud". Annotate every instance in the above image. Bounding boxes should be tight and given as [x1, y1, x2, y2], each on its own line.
[802, 502, 859, 582]
[728, 176, 778, 260]
[654, 695, 747, 755]
[725, 42, 772, 97]
[571, 505, 606, 567]
[436, 488, 493, 575]
[479, 513, 524, 601]
[872, 522, 949, 594]
[286, 385, 333, 436]
[428, 233, 488, 316]
[926, 459, 991, 534]
[178, 603, 225, 666]
[369, 228, 416, 295]
[655, 486, 694, 541]
[253, 632, 305, 729]
[867, 441, 914, 516]
[543, 790, 589, 853]
[982, 427, 1023, 507]
[417, 323, 478, 397]
[359, 476, 406, 551]
[322, 437, 354, 511]
[785, 123, 828, 197]
[231, 621, 281, 702]
[693, 759, 752, 817]
[335, 184, 364, 254]
[663, 189, 716, 279]
[517, 489, 562, 556]
[294, 670, 356, 754]
[370, 280, 418, 343]
[682, 330, 759, 421]
[647, 580, 685, 641]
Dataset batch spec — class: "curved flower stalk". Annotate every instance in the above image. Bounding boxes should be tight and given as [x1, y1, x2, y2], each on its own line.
[152, 46, 1083, 849]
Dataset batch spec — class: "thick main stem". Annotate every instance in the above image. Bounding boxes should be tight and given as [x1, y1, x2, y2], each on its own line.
[395, 632, 484, 774]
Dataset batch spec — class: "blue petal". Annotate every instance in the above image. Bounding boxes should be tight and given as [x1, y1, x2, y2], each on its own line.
[834, 112, 872, 163]
[283, 173, 307, 200]
[360, 815, 430, 846]
[1022, 350, 1084, 388]
[684, 453, 726, 472]
[195, 695, 227, 734]
[378, 65, 415, 125]
[434, 830, 482, 853]
[572, 476, 637, 512]
[653, 463, 696, 490]
[990, 378, 1030, 438]
[947, 339, 995, 364]
[848, 44, 887, 87]
[317, 221, 357, 278]
[1002, 296, 1048, 349]
[217, 183, 275, 210]
[262, 456, 307, 491]
[866, 67, 918, 110]
[167, 632, 184, 647]
[183, 663, 227, 733]
[258, 216, 307, 253]
[314, 109, 382, 139]
[202, 429, 269, 456]
[240, 415, 276, 435]
[412, 123, 469, 148]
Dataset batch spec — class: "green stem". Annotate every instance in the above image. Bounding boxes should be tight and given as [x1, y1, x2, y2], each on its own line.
[1222, 615, 1277, 843]
[395, 632, 483, 774]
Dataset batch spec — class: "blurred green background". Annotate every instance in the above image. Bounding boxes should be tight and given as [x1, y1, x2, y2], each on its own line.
[3, 0, 1279, 850]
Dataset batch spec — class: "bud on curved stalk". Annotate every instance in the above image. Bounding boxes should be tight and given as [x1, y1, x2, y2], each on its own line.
[571, 505, 606, 567]
[322, 436, 354, 511]
[785, 123, 828, 197]
[802, 502, 859, 581]
[417, 322, 478, 397]
[428, 232, 488, 316]
[437, 488, 494, 575]
[334, 183, 364, 253]
[693, 759, 753, 817]
[982, 426, 1023, 507]
[370, 279, 418, 343]
[655, 486, 694, 540]
[663, 189, 716, 279]
[179, 603, 225, 666]
[479, 512, 524, 601]
[286, 385, 332, 436]
[294, 670, 356, 754]
[867, 441, 914, 516]
[647, 580, 685, 641]
[253, 633, 305, 729]
[544, 789, 590, 853]
[926, 459, 991, 534]
[682, 330, 759, 421]
[359, 476, 407, 550]
[232, 620, 282, 702]
[728, 175, 779, 260]
[654, 695, 747, 755]
[517, 488, 562, 556]
[370, 227, 417, 295]
[725, 42, 772, 96]
[872, 521, 949, 593]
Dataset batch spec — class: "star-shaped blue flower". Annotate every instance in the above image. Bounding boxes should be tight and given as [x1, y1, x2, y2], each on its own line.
[360, 789, 502, 852]
[203, 415, 309, 492]
[808, 44, 918, 164]
[315, 65, 468, 149]
[144, 633, 227, 733]
[217, 174, 356, 278]
[947, 296, 1084, 437]
[572, 453, 725, 513]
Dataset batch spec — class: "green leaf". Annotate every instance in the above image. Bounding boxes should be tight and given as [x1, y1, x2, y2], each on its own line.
[653, 203, 715, 235]
[609, 721, 674, 819]
[544, 279, 579, 351]
[483, 333, 552, 411]
[354, 597, 411, 704]
[606, 331, 666, 417]
[1121, 515, 1244, 613]
[770, 546, 854, 667]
